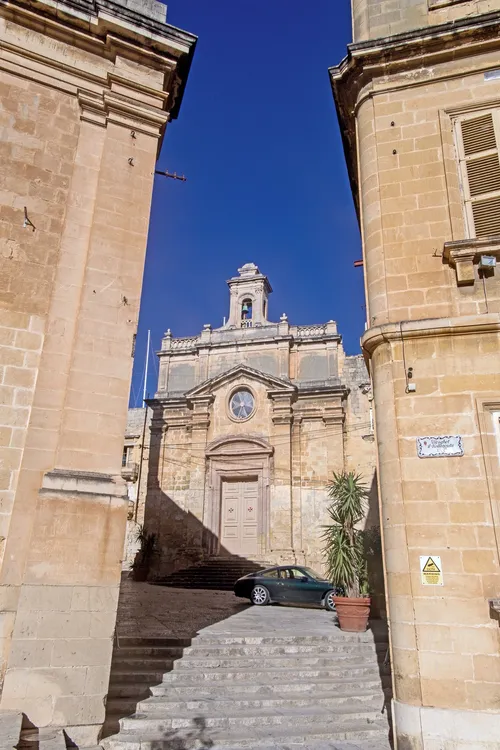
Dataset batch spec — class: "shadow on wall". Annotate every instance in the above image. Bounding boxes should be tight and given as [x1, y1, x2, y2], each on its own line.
[138, 400, 260, 578]
[365, 470, 386, 620]
[137, 403, 386, 611]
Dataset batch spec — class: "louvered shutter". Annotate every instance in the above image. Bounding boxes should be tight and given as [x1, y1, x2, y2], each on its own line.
[455, 111, 500, 238]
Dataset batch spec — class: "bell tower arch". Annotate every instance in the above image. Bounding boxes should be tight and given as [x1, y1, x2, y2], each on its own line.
[226, 263, 272, 328]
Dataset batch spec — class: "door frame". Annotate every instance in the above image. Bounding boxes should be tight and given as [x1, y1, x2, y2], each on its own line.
[220, 475, 260, 557]
[205, 436, 273, 558]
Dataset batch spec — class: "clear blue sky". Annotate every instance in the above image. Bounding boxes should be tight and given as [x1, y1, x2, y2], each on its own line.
[130, 0, 362, 406]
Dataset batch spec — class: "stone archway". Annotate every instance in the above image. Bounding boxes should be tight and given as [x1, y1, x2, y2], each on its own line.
[204, 436, 273, 559]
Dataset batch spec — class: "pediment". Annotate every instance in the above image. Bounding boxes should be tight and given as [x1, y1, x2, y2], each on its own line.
[185, 364, 296, 400]
[206, 435, 274, 457]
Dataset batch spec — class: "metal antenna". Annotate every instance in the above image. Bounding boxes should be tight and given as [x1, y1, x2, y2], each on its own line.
[155, 169, 187, 182]
[142, 330, 150, 406]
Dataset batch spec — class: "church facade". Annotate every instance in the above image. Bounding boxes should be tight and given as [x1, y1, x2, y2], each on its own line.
[140, 264, 378, 577]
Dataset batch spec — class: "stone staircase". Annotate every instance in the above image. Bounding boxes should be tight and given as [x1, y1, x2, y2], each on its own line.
[102, 621, 392, 749]
[152, 556, 269, 591]
[102, 636, 190, 739]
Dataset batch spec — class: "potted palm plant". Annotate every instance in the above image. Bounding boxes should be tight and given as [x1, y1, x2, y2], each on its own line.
[322, 471, 371, 632]
[131, 525, 159, 582]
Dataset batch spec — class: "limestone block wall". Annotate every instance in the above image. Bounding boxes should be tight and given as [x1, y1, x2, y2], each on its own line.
[366, 325, 500, 717]
[352, 0, 500, 42]
[0, 0, 195, 742]
[0, 74, 79, 571]
[356, 51, 500, 329]
[333, 5, 500, 745]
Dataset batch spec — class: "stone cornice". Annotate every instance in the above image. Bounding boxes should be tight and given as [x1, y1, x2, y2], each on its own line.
[443, 236, 500, 286]
[40, 468, 128, 501]
[362, 314, 500, 357]
[330, 10, 500, 214]
[1, 0, 197, 120]
[331, 10, 500, 86]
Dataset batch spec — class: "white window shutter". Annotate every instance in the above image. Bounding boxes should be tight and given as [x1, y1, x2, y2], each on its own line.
[455, 111, 500, 238]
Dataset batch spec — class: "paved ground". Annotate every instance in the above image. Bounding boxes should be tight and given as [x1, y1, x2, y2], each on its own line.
[115, 576, 388, 645]
[115, 576, 250, 640]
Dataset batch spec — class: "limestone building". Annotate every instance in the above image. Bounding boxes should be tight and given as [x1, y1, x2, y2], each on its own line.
[0, 0, 195, 743]
[331, 2, 500, 749]
[121, 407, 150, 568]
[139, 264, 378, 579]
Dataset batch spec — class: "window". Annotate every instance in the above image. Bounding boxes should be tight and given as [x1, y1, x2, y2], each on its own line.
[262, 569, 279, 578]
[494, 411, 500, 465]
[229, 389, 255, 420]
[122, 448, 128, 467]
[280, 568, 307, 580]
[455, 110, 500, 238]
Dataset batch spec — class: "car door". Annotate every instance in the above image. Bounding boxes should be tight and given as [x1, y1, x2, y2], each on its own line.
[279, 568, 316, 604]
[258, 568, 281, 600]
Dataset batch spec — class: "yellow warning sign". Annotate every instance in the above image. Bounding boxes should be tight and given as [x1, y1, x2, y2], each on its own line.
[420, 555, 443, 586]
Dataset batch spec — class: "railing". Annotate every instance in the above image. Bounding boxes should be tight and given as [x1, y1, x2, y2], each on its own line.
[295, 324, 326, 337]
[121, 462, 139, 481]
[170, 336, 199, 350]
[241, 320, 253, 328]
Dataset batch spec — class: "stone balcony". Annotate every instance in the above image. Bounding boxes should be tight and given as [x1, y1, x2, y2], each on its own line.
[121, 463, 139, 482]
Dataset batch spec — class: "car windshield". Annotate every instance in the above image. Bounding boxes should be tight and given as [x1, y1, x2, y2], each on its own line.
[302, 567, 325, 581]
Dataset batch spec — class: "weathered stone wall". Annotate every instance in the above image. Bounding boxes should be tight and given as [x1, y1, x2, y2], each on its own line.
[0, 0, 195, 742]
[333, 2, 500, 746]
[352, 0, 500, 42]
[0, 75, 78, 573]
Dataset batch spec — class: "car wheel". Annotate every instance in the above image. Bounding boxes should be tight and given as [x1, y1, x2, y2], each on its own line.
[324, 590, 337, 611]
[251, 585, 270, 606]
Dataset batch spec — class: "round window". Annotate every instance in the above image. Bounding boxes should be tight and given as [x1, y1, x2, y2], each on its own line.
[229, 389, 255, 420]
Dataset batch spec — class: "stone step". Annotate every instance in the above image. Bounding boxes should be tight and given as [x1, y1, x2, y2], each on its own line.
[120, 705, 386, 732]
[105, 698, 142, 716]
[109, 669, 167, 685]
[113, 637, 191, 648]
[135, 689, 385, 714]
[107, 683, 152, 699]
[194, 633, 387, 646]
[111, 657, 175, 670]
[104, 717, 388, 749]
[150, 675, 388, 698]
[162, 664, 382, 684]
[152, 582, 238, 590]
[0, 711, 22, 749]
[112, 646, 184, 658]
[173, 653, 379, 670]
[183, 641, 385, 657]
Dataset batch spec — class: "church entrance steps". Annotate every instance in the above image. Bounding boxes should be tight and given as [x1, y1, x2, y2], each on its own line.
[102, 603, 391, 750]
[157, 664, 383, 685]
[172, 653, 381, 670]
[180, 639, 387, 657]
[150, 675, 388, 698]
[118, 704, 387, 733]
[135, 690, 385, 714]
[103, 720, 389, 750]
[152, 556, 270, 591]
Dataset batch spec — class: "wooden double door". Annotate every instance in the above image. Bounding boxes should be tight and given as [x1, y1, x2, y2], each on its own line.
[220, 478, 259, 556]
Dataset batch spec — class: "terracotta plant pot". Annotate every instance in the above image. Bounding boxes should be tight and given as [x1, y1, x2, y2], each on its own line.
[333, 596, 371, 632]
[132, 565, 149, 582]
